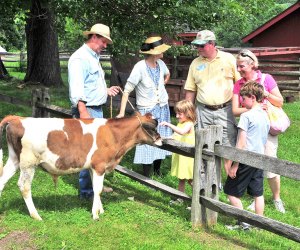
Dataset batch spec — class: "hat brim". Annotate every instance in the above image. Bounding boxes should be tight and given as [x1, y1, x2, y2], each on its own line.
[139, 44, 171, 55]
[191, 39, 210, 45]
[83, 31, 113, 44]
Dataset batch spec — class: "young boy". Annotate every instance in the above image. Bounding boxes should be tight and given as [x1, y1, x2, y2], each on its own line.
[224, 81, 270, 228]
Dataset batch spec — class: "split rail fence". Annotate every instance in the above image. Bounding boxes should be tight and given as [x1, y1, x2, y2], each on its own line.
[0, 88, 299, 243]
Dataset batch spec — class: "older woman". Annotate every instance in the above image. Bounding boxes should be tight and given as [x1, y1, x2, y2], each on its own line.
[232, 49, 285, 213]
[117, 36, 172, 177]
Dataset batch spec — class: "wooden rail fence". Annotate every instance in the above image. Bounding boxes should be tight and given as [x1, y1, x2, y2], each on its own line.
[0, 89, 299, 243]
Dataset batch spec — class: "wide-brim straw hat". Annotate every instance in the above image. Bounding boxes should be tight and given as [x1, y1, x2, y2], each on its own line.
[83, 23, 113, 44]
[139, 36, 171, 55]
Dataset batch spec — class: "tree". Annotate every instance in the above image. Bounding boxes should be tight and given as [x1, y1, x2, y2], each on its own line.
[55, 0, 220, 57]
[24, 0, 62, 86]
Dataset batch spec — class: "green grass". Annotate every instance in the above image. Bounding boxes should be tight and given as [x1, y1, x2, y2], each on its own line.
[0, 77, 299, 249]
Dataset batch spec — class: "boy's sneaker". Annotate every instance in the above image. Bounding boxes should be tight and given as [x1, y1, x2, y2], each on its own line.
[239, 222, 251, 230]
[247, 200, 255, 212]
[225, 221, 251, 231]
[274, 199, 286, 213]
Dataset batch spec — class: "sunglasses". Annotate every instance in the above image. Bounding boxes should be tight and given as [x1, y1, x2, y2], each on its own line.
[194, 43, 208, 49]
[240, 52, 255, 62]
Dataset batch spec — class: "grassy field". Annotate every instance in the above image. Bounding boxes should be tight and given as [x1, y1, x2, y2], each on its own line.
[0, 75, 299, 249]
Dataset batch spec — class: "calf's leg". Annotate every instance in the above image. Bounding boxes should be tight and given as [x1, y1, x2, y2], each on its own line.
[0, 152, 20, 196]
[18, 167, 42, 220]
[91, 169, 105, 220]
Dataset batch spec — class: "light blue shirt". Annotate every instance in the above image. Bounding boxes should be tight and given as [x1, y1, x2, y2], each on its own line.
[238, 107, 270, 154]
[68, 44, 107, 107]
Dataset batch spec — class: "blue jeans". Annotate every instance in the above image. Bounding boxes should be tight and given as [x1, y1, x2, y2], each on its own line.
[72, 105, 103, 197]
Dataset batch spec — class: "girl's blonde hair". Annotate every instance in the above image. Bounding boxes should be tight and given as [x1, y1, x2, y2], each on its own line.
[236, 49, 259, 69]
[174, 100, 196, 122]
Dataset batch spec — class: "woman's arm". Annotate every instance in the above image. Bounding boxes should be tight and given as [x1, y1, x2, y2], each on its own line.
[265, 86, 284, 107]
[164, 73, 170, 84]
[232, 94, 248, 117]
[116, 92, 129, 118]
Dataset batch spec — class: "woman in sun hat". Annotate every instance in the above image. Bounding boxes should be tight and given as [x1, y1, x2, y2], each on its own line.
[117, 36, 172, 177]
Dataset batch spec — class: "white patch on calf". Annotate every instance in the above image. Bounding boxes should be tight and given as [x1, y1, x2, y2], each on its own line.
[21, 118, 65, 155]
[79, 119, 107, 168]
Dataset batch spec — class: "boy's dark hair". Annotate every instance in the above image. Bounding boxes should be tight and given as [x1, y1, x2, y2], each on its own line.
[240, 81, 264, 102]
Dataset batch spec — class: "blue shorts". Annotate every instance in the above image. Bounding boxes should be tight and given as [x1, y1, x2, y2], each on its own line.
[224, 163, 264, 198]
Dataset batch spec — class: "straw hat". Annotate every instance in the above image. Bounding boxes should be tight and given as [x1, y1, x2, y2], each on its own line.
[139, 36, 170, 55]
[83, 24, 113, 44]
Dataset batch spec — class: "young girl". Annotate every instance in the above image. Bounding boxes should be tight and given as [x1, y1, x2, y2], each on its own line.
[160, 100, 196, 195]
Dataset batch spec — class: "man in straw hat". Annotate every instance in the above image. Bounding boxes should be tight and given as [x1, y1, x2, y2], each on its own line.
[184, 30, 240, 184]
[68, 23, 120, 198]
[117, 36, 172, 177]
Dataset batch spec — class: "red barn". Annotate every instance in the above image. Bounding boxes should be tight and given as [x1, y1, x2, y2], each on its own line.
[242, 1, 300, 47]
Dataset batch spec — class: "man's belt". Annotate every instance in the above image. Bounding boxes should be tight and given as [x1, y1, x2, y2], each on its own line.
[86, 105, 103, 109]
[204, 101, 231, 111]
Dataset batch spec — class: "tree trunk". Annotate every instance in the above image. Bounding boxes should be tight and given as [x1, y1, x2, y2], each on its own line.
[24, 0, 62, 86]
[0, 58, 9, 78]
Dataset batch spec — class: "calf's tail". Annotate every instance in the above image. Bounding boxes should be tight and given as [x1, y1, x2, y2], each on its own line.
[0, 120, 4, 176]
[0, 115, 21, 176]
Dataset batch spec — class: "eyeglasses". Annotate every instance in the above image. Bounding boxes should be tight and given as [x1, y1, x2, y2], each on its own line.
[240, 52, 255, 62]
[194, 43, 208, 49]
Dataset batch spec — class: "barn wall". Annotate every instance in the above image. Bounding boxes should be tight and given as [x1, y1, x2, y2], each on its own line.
[251, 9, 300, 47]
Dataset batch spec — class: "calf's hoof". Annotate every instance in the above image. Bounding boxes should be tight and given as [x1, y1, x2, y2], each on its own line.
[31, 213, 43, 221]
[103, 186, 113, 193]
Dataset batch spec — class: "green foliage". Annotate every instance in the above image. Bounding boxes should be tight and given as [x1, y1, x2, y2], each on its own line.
[58, 17, 85, 51]
[165, 45, 198, 57]
[53, 0, 219, 55]
[0, 2, 28, 51]
[1, 0, 298, 55]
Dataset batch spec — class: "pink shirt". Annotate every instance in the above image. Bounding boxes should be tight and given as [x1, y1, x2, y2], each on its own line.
[233, 70, 277, 104]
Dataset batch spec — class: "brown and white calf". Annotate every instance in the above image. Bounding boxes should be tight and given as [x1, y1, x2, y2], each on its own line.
[0, 112, 162, 220]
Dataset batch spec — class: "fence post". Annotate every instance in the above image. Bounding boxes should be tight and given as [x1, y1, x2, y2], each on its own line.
[41, 87, 50, 118]
[31, 89, 42, 117]
[191, 125, 223, 227]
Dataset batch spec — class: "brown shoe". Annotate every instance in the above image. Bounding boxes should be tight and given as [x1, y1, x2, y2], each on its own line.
[103, 186, 113, 193]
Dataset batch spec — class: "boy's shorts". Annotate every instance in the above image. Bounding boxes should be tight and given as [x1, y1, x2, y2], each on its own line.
[224, 163, 264, 198]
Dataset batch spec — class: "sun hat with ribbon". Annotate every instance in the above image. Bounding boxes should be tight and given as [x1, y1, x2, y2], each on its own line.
[139, 36, 171, 55]
[83, 23, 113, 44]
[191, 30, 216, 45]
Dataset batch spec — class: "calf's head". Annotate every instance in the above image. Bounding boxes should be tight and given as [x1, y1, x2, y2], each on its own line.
[138, 113, 162, 146]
